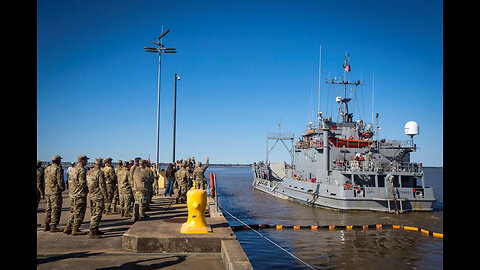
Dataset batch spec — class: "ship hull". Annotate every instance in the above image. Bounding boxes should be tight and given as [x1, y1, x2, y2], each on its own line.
[252, 176, 435, 213]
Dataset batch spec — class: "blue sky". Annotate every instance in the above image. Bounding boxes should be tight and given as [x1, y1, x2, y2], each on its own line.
[37, 0, 443, 166]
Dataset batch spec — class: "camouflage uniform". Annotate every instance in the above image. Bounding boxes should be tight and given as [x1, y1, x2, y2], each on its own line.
[129, 158, 140, 210]
[175, 164, 189, 203]
[193, 159, 209, 190]
[118, 161, 132, 217]
[132, 160, 149, 220]
[64, 155, 89, 235]
[102, 157, 117, 214]
[37, 161, 44, 211]
[43, 156, 65, 231]
[87, 158, 107, 237]
[114, 160, 122, 213]
[152, 166, 159, 195]
[145, 165, 154, 209]
[187, 161, 194, 189]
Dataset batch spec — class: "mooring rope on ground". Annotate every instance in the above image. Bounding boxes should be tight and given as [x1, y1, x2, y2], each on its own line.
[220, 206, 317, 270]
[229, 223, 443, 238]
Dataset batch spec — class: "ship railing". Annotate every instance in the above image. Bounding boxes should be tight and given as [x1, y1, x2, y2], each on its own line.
[376, 139, 420, 150]
[295, 140, 324, 149]
[338, 160, 423, 173]
[253, 166, 271, 180]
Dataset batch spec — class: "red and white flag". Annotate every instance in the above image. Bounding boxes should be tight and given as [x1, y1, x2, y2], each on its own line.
[344, 64, 351, 72]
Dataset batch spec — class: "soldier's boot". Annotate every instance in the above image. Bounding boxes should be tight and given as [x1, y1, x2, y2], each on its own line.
[112, 205, 117, 214]
[140, 208, 150, 218]
[124, 211, 132, 218]
[88, 229, 99, 239]
[43, 224, 50, 232]
[175, 198, 179, 204]
[71, 226, 87, 236]
[63, 223, 72, 234]
[50, 225, 62, 232]
[120, 209, 124, 217]
[96, 228, 105, 235]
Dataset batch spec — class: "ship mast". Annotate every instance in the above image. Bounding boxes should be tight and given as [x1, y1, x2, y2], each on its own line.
[326, 51, 364, 123]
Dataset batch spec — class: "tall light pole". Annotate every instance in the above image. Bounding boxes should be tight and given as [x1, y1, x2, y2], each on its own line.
[172, 73, 180, 163]
[144, 28, 177, 169]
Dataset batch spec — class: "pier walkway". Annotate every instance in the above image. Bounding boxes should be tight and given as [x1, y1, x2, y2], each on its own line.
[37, 189, 251, 269]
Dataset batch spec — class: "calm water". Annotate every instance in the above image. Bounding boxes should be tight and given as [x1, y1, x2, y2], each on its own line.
[207, 166, 443, 270]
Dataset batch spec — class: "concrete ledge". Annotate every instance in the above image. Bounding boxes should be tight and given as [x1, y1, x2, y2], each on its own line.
[207, 196, 224, 218]
[122, 203, 236, 253]
[221, 240, 254, 270]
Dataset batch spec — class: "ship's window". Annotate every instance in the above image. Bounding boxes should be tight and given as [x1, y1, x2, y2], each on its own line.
[401, 176, 417, 188]
[377, 176, 385, 187]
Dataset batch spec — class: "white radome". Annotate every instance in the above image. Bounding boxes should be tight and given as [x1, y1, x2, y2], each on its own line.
[404, 121, 419, 136]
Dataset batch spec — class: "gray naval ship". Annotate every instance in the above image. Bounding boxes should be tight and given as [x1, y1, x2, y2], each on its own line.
[252, 53, 436, 213]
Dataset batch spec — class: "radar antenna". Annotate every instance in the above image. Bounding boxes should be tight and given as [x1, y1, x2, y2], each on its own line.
[325, 51, 364, 123]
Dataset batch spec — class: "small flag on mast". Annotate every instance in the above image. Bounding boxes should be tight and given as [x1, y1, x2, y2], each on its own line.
[344, 64, 351, 72]
[148, 155, 150, 163]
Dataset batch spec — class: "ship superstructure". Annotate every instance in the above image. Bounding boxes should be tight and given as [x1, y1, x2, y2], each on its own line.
[252, 53, 436, 213]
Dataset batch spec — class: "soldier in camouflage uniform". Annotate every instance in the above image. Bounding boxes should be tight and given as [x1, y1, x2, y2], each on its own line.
[114, 160, 122, 214]
[151, 163, 159, 195]
[102, 157, 117, 214]
[43, 155, 65, 232]
[64, 155, 89, 235]
[175, 161, 189, 204]
[193, 155, 209, 190]
[129, 157, 141, 185]
[187, 158, 194, 189]
[129, 157, 140, 209]
[87, 158, 107, 239]
[132, 159, 149, 221]
[37, 160, 45, 227]
[145, 162, 154, 210]
[118, 161, 132, 218]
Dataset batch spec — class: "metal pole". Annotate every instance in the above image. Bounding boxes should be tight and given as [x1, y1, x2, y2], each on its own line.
[172, 73, 177, 163]
[155, 26, 163, 170]
[318, 44, 322, 125]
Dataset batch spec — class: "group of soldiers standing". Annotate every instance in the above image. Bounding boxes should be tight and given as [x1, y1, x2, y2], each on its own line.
[171, 155, 210, 204]
[37, 154, 210, 239]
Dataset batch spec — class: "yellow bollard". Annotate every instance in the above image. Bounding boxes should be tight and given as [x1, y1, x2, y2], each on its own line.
[180, 188, 212, 234]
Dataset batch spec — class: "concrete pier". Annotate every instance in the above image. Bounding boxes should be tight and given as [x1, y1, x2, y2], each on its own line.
[37, 189, 252, 269]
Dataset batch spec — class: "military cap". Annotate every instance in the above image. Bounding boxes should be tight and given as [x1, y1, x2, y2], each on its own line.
[129, 160, 134, 163]
[51, 155, 62, 161]
[122, 161, 129, 166]
[104, 157, 112, 162]
[78, 155, 89, 161]
[95, 158, 103, 165]
[134, 157, 141, 162]
[117, 160, 122, 165]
